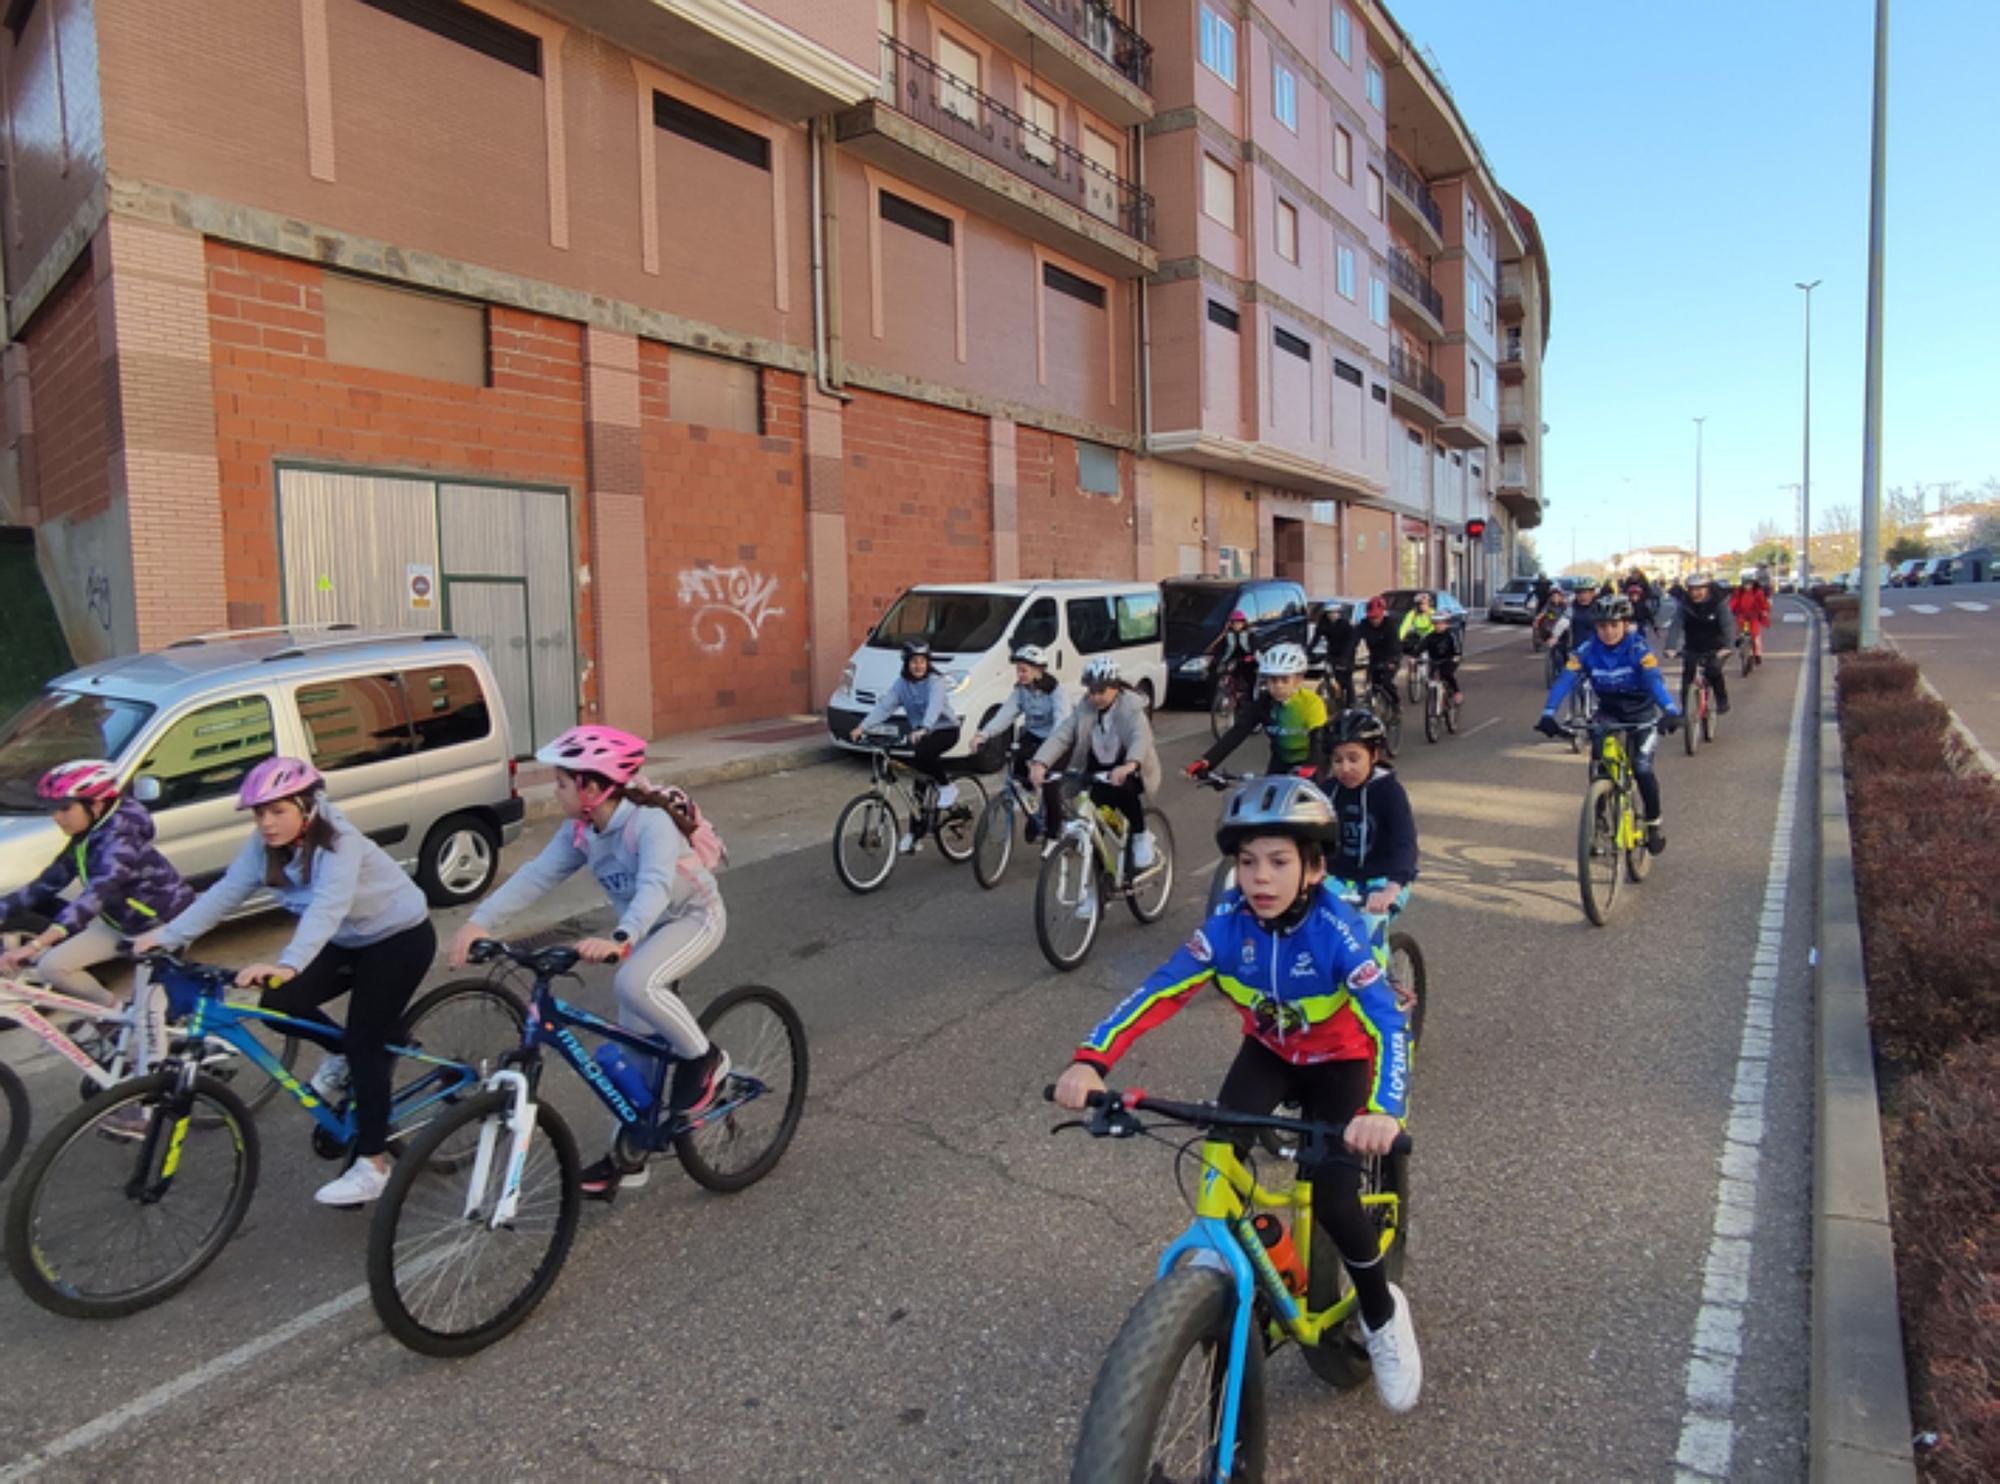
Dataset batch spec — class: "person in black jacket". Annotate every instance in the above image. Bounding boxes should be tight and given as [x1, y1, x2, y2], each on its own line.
[1311, 601, 1355, 704]
[1664, 572, 1738, 713]
[1311, 708, 1419, 930]
[1347, 597, 1403, 710]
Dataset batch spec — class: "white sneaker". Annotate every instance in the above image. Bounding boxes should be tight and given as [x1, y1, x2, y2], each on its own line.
[1361, 1283, 1423, 1413]
[314, 1158, 389, 1208]
[898, 833, 918, 855]
[1132, 831, 1158, 870]
[1073, 886, 1096, 921]
[935, 782, 959, 809]
[309, 1053, 350, 1103]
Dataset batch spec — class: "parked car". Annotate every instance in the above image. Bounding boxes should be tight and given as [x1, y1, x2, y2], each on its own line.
[825, 580, 1167, 761]
[1889, 559, 1928, 588]
[1912, 557, 1954, 586]
[1160, 577, 1310, 705]
[1488, 577, 1540, 624]
[1952, 547, 1991, 584]
[0, 628, 526, 918]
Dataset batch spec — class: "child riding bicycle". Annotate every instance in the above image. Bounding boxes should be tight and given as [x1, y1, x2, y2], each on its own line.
[1052, 775, 1421, 1413]
[969, 643, 1072, 842]
[1310, 709, 1419, 954]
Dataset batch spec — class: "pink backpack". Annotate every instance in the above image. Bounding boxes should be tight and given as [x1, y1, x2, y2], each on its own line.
[570, 784, 729, 872]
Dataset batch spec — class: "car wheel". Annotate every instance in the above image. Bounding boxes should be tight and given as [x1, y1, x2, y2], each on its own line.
[416, 814, 501, 907]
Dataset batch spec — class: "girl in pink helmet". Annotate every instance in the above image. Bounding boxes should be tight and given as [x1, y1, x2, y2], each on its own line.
[449, 724, 729, 1200]
[135, 755, 434, 1209]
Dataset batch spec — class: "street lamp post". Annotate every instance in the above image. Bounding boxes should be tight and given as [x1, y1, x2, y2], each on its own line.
[1859, 0, 1889, 647]
[1797, 279, 1821, 589]
[1693, 416, 1706, 571]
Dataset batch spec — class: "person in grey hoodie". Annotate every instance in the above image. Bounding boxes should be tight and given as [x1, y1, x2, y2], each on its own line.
[849, 639, 964, 853]
[135, 756, 433, 1209]
[970, 643, 1072, 840]
[1030, 655, 1164, 872]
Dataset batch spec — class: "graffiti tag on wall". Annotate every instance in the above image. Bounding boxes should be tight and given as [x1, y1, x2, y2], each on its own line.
[677, 564, 785, 655]
[85, 568, 113, 633]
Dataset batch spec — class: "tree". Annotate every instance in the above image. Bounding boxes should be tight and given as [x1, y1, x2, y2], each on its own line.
[1886, 485, 1926, 528]
[1885, 532, 1930, 564]
[1817, 503, 1859, 536]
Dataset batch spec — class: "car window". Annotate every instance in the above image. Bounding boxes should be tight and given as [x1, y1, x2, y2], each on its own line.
[0, 690, 156, 813]
[401, 665, 493, 752]
[1066, 597, 1120, 654]
[1255, 585, 1287, 623]
[868, 591, 1021, 653]
[1115, 592, 1161, 645]
[134, 695, 277, 809]
[298, 675, 416, 773]
[1013, 597, 1059, 650]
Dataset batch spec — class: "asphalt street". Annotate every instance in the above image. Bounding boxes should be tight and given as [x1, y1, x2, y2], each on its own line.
[1873, 577, 2000, 764]
[0, 615, 1822, 1482]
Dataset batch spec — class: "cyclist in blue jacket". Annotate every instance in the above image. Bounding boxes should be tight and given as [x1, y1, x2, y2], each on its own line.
[1536, 593, 1682, 852]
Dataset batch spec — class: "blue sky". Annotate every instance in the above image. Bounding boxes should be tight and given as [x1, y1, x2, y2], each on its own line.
[1386, 0, 1997, 569]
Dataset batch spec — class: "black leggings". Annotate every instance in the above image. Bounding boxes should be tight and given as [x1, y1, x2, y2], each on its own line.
[910, 726, 962, 790]
[1040, 775, 1147, 848]
[264, 919, 435, 1157]
[1680, 649, 1729, 709]
[1603, 720, 1664, 822]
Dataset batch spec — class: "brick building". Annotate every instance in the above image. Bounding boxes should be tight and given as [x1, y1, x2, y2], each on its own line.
[0, 0, 1546, 746]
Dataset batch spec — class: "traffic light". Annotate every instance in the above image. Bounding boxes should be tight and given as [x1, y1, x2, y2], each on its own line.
[1466, 519, 1487, 539]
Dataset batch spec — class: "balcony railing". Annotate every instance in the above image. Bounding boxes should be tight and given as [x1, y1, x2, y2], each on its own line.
[877, 35, 1154, 243]
[1389, 344, 1445, 407]
[1387, 249, 1444, 320]
[1386, 151, 1444, 237]
[1499, 452, 1527, 488]
[1022, 0, 1153, 93]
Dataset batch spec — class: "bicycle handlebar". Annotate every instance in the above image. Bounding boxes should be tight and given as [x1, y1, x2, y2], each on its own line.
[1042, 1085, 1411, 1156]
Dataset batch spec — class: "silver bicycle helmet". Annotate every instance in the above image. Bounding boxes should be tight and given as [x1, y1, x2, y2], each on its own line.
[1258, 642, 1309, 678]
[1213, 775, 1337, 856]
[1082, 656, 1121, 689]
[1011, 643, 1051, 668]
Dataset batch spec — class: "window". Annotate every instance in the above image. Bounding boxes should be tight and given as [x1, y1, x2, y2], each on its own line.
[1078, 441, 1120, 494]
[1333, 126, 1352, 183]
[1469, 357, 1483, 403]
[1332, 5, 1351, 64]
[1013, 597, 1059, 649]
[1274, 327, 1311, 361]
[1207, 300, 1241, 332]
[1274, 65, 1297, 130]
[1337, 245, 1356, 300]
[937, 33, 981, 123]
[1117, 592, 1161, 643]
[654, 92, 771, 171]
[1466, 268, 1482, 322]
[134, 696, 277, 810]
[881, 190, 954, 245]
[1365, 60, 1383, 109]
[1276, 201, 1299, 263]
[298, 676, 415, 773]
[322, 273, 486, 388]
[358, 0, 540, 75]
[1372, 383, 1388, 403]
[1202, 155, 1237, 230]
[1366, 167, 1384, 219]
[1066, 597, 1119, 654]
[1369, 276, 1388, 327]
[1334, 357, 1364, 387]
[401, 665, 493, 752]
[1467, 199, 1479, 233]
[0, 691, 153, 810]
[1022, 89, 1059, 168]
[671, 347, 762, 434]
[1044, 262, 1107, 310]
[1081, 128, 1120, 222]
[1199, 6, 1237, 85]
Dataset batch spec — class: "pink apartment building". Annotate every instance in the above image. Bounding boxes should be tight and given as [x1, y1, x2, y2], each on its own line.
[0, 0, 1544, 746]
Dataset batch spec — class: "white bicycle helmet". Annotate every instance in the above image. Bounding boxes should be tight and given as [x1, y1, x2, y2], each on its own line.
[1011, 643, 1051, 668]
[1258, 642, 1309, 678]
[1082, 656, 1121, 689]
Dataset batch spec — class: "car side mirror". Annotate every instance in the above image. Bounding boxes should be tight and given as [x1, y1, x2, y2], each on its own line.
[130, 775, 162, 805]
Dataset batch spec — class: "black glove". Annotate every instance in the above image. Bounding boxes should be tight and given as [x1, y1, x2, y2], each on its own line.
[1658, 713, 1682, 735]
[1534, 714, 1564, 739]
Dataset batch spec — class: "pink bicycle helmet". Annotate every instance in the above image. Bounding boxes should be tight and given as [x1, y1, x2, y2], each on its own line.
[37, 759, 121, 804]
[536, 725, 647, 786]
[237, 757, 325, 810]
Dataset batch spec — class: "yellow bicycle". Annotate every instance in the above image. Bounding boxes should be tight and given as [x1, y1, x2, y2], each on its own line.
[1566, 718, 1656, 924]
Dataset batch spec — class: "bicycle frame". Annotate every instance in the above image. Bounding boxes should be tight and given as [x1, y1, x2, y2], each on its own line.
[1052, 774, 1128, 881]
[1589, 729, 1647, 853]
[0, 968, 163, 1088]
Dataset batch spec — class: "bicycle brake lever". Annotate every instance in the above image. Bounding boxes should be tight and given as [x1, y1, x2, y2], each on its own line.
[1050, 1119, 1090, 1136]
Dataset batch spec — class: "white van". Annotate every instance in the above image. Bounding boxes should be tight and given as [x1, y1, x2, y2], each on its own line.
[826, 581, 1167, 760]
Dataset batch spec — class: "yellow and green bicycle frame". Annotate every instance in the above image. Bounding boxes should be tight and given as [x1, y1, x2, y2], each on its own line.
[1593, 729, 1646, 853]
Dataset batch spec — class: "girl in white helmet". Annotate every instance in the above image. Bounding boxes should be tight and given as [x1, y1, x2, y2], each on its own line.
[970, 643, 1072, 841]
[1029, 656, 1162, 872]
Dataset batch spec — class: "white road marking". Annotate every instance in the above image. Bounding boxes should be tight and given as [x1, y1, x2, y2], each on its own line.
[1459, 716, 1500, 739]
[1673, 610, 1811, 1480]
[1952, 600, 1989, 612]
[1907, 603, 1940, 614]
[1782, 613, 1805, 624]
[1878, 607, 1894, 617]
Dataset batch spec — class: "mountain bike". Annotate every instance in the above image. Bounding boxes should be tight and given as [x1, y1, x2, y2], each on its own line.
[832, 729, 987, 893]
[1402, 651, 1429, 707]
[4, 951, 523, 1319]
[1034, 772, 1176, 972]
[1674, 651, 1722, 756]
[1353, 667, 1402, 758]
[1421, 665, 1462, 744]
[367, 938, 807, 1356]
[1737, 625, 1763, 677]
[1053, 1088, 1413, 1482]
[1211, 662, 1259, 742]
[1565, 719, 1658, 926]
[973, 740, 1048, 890]
[1552, 674, 1595, 755]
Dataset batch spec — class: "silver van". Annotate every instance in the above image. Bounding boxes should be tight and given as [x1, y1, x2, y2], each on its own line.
[0, 627, 526, 919]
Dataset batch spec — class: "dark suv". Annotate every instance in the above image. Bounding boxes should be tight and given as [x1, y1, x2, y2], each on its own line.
[1161, 577, 1310, 705]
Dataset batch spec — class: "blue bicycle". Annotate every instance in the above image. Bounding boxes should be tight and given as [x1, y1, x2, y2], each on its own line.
[3, 952, 524, 1319]
[365, 939, 808, 1356]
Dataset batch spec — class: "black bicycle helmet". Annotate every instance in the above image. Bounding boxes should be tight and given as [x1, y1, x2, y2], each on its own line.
[1592, 594, 1634, 623]
[1213, 775, 1337, 857]
[901, 640, 932, 662]
[1323, 708, 1388, 751]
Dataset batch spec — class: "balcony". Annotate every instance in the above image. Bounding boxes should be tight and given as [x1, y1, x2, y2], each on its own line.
[1386, 151, 1444, 251]
[1388, 344, 1445, 424]
[1386, 249, 1444, 340]
[1497, 449, 1541, 526]
[931, 0, 1154, 125]
[1498, 451, 1527, 491]
[1499, 384, 1527, 444]
[1498, 261, 1525, 317]
[1499, 333, 1526, 382]
[837, 36, 1157, 277]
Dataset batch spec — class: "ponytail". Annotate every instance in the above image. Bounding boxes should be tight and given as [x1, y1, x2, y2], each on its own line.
[615, 781, 701, 843]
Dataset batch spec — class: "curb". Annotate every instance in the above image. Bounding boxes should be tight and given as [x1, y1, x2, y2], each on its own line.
[1810, 612, 1918, 1483]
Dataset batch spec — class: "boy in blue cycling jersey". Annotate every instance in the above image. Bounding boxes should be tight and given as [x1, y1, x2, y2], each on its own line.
[1053, 776, 1422, 1413]
[1537, 593, 1682, 852]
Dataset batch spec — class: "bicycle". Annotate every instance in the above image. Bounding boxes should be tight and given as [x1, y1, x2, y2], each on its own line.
[1034, 772, 1177, 972]
[1402, 650, 1429, 707]
[832, 729, 987, 893]
[973, 739, 1048, 890]
[1052, 1087, 1414, 1481]
[1352, 668, 1402, 758]
[1564, 719, 1658, 926]
[1551, 674, 1595, 755]
[1674, 650, 1722, 756]
[1420, 665, 1462, 745]
[1737, 626, 1763, 677]
[366, 938, 807, 1356]
[3, 951, 524, 1319]
[1210, 662, 1259, 742]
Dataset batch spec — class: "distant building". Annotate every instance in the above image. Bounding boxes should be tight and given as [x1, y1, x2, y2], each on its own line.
[1611, 545, 1695, 581]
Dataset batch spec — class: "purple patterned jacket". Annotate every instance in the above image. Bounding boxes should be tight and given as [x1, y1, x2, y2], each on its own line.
[1, 798, 195, 938]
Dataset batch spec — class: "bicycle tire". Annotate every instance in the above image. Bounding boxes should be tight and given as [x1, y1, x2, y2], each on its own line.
[1702, 691, 1718, 743]
[1035, 839, 1101, 973]
[0, 1060, 26, 1184]
[1303, 1144, 1412, 1390]
[1069, 1266, 1267, 1484]
[934, 777, 987, 865]
[1125, 815, 1176, 925]
[367, 1090, 581, 1358]
[674, 984, 809, 1193]
[972, 790, 1016, 890]
[1209, 680, 1236, 742]
[1388, 932, 1428, 1050]
[832, 792, 899, 894]
[1624, 783, 1654, 884]
[1205, 859, 1237, 920]
[1577, 778, 1621, 926]
[1404, 662, 1423, 707]
[5, 1071, 259, 1319]
[1423, 688, 1440, 744]
[1445, 691, 1461, 735]
[1381, 700, 1402, 759]
[1682, 683, 1700, 756]
[1740, 642, 1754, 679]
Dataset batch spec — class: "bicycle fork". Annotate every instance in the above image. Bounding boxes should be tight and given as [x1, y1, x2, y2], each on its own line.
[469, 1068, 541, 1228]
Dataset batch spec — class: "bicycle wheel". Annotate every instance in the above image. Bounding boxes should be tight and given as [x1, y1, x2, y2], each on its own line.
[1035, 839, 1102, 972]
[972, 790, 1017, 890]
[1126, 815, 1176, 925]
[1576, 778, 1622, 926]
[1681, 683, 1700, 756]
[5, 1072, 259, 1319]
[1624, 785, 1654, 884]
[367, 1091, 580, 1358]
[1205, 859, 1237, 919]
[1069, 1266, 1266, 1484]
[1445, 690, 1462, 735]
[1209, 680, 1236, 742]
[675, 984, 808, 1193]
[1702, 688, 1719, 743]
[1404, 662, 1422, 706]
[0, 1060, 26, 1184]
[1303, 1143, 1413, 1390]
[833, 792, 899, 894]
[935, 777, 987, 865]
[1388, 932, 1428, 1050]
[1422, 687, 1441, 744]
[1740, 641, 1753, 679]
[1380, 698, 1402, 759]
